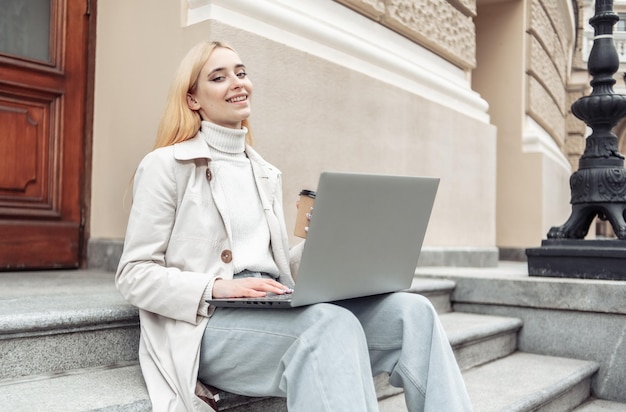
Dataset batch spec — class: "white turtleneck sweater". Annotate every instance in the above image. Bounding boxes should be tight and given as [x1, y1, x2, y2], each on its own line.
[199, 121, 280, 278]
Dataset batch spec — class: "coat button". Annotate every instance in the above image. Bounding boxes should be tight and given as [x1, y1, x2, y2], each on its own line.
[206, 168, 212, 181]
[221, 250, 232, 263]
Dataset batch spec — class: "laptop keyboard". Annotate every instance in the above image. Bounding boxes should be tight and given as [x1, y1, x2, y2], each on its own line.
[209, 292, 294, 308]
[247, 293, 293, 301]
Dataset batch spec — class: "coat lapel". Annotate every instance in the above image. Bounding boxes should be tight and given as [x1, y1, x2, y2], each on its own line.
[173, 134, 234, 243]
[247, 147, 292, 282]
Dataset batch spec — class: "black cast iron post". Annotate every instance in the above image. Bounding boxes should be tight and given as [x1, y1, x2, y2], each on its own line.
[549, 0, 626, 239]
[526, 0, 626, 280]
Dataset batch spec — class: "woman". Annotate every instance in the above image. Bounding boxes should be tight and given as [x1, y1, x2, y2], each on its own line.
[116, 40, 472, 412]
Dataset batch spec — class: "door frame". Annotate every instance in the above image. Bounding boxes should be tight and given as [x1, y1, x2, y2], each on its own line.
[81, 0, 97, 268]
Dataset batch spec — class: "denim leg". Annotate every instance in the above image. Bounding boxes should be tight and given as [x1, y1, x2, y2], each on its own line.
[338, 293, 473, 412]
[198, 303, 379, 412]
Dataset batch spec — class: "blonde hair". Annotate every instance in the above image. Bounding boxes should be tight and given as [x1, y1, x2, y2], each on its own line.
[154, 41, 253, 149]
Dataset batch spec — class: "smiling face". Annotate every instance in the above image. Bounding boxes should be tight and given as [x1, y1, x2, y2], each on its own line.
[187, 47, 252, 129]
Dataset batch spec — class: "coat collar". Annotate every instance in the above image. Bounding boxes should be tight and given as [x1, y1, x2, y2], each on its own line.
[173, 134, 211, 161]
[172, 133, 273, 174]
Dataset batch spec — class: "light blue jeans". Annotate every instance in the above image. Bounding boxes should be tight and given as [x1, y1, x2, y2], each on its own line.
[198, 291, 472, 412]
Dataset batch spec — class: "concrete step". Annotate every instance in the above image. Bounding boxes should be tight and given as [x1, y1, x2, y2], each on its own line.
[4, 351, 594, 412]
[415, 262, 626, 403]
[465, 352, 598, 412]
[0, 362, 297, 412]
[0, 363, 402, 412]
[0, 292, 513, 383]
[0, 363, 150, 412]
[0, 272, 454, 380]
[440, 311, 523, 371]
[0, 270, 522, 411]
[374, 311, 523, 402]
[379, 352, 599, 412]
[406, 276, 456, 314]
[573, 399, 626, 411]
[1, 269, 608, 411]
[0, 313, 521, 411]
[0, 272, 139, 380]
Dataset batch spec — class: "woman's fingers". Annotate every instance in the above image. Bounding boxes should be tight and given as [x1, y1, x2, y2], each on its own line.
[212, 278, 292, 299]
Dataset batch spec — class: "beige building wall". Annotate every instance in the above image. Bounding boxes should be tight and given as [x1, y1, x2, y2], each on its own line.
[91, 0, 502, 268]
[473, 0, 575, 251]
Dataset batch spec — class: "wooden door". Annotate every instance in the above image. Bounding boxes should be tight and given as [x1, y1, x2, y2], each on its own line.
[0, 0, 94, 269]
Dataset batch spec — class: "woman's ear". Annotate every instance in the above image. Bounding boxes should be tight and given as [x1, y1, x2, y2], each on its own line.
[186, 93, 199, 110]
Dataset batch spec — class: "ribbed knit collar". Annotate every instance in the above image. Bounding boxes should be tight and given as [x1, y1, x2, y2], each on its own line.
[200, 120, 247, 154]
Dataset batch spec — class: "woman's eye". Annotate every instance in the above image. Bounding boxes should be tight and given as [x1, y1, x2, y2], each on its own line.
[210, 76, 225, 82]
[237, 71, 247, 78]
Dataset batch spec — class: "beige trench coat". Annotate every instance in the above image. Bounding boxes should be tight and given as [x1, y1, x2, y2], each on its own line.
[116, 133, 299, 411]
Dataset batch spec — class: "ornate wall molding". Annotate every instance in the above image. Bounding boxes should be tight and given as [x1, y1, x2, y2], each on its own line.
[565, 86, 588, 169]
[526, 0, 575, 152]
[528, 34, 567, 113]
[523, 116, 572, 173]
[528, 75, 567, 147]
[335, 0, 476, 69]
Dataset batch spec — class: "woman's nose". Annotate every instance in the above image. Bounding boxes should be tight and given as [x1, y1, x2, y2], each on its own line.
[231, 76, 244, 88]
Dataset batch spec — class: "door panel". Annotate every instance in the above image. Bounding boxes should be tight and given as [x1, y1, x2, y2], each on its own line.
[0, 0, 52, 62]
[0, 87, 56, 217]
[0, 0, 91, 269]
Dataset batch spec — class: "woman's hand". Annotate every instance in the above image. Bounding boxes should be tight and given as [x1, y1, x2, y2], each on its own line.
[212, 278, 293, 299]
[296, 200, 313, 234]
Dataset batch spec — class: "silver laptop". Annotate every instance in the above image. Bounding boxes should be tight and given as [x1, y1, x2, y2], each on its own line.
[207, 171, 439, 309]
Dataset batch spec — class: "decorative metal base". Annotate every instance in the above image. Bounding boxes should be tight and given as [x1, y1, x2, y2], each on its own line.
[526, 239, 626, 280]
[547, 202, 626, 240]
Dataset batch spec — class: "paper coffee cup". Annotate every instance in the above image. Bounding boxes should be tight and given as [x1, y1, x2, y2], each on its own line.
[294, 189, 316, 238]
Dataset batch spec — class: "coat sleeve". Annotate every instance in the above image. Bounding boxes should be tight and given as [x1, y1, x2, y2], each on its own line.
[289, 240, 305, 280]
[269, 172, 297, 288]
[115, 149, 211, 324]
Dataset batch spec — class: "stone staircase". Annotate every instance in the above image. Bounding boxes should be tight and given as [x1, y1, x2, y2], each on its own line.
[0, 267, 625, 411]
